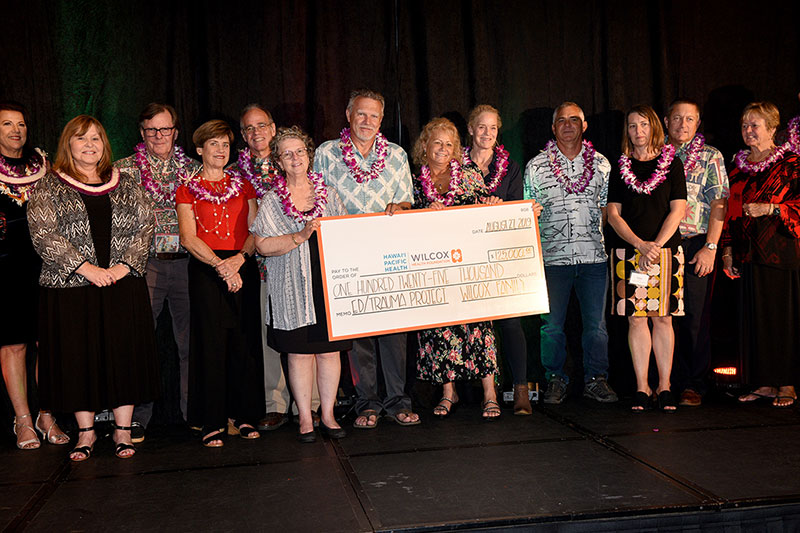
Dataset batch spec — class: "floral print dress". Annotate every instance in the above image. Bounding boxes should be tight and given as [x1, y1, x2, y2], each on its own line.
[412, 164, 499, 383]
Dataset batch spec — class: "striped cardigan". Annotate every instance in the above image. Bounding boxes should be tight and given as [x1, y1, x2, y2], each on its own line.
[26, 171, 154, 288]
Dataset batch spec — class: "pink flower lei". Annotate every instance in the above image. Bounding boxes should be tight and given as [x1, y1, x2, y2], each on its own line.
[545, 140, 596, 195]
[461, 145, 509, 193]
[235, 147, 278, 197]
[185, 170, 245, 205]
[679, 133, 705, 172]
[419, 159, 463, 206]
[619, 144, 676, 195]
[0, 148, 47, 205]
[272, 171, 328, 223]
[134, 143, 192, 203]
[734, 142, 789, 176]
[339, 127, 388, 183]
[787, 115, 800, 153]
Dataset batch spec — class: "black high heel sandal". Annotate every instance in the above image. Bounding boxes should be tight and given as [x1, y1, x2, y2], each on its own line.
[113, 424, 136, 459]
[70, 426, 96, 462]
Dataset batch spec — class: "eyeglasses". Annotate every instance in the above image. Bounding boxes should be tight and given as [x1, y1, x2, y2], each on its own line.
[279, 147, 308, 160]
[243, 122, 273, 135]
[142, 126, 176, 137]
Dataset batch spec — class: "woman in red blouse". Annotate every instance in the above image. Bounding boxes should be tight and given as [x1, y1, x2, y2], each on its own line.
[177, 120, 264, 446]
[722, 102, 800, 408]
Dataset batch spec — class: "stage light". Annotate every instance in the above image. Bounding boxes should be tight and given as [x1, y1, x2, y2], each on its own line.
[713, 367, 737, 376]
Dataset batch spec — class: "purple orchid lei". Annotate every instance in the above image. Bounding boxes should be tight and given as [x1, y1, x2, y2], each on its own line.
[235, 147, 278, 198]
[545, 140, 596, 195]
[619, 144, 676, 195]
[134, 143, 192, 204]
[461, 145, 509, 193]
[787, 116, 800, 154]
[734, 142, 790, 176]
[185, 171, 244, 205]
[419, 159, 463, 206]
[680, 133, 705, 172]
[339, 127, 388, 183]
[272, 171, 328, 223]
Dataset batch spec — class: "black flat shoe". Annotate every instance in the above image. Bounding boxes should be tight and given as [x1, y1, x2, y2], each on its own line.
[320, 423, 347, 439]
[297, 430, 316, 443]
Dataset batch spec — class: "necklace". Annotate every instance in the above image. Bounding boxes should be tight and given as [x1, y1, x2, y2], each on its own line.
[545, 140, 596, 195]
[419, 159, 462, 206]
[619, 144, 675, 195]
[56, 168, 120, 196]
[679, 134, 705, 172]
[734, 143, 789, 175]
[462, 145, 509, 193]
[134, 143, 192, 204]
[185, 170, 244, 205]
[272, 171, 328, 223]
[339, 128, 388, 183]
[0, 148, 47, 205]
[235, 147, 278, 197]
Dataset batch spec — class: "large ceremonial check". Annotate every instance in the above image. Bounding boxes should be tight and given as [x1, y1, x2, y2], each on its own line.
[317, 200, 549, 340]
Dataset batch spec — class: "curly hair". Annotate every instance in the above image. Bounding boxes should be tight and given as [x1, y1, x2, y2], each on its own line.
[269, 126, 316, 171]
[411, 117, 461, 167]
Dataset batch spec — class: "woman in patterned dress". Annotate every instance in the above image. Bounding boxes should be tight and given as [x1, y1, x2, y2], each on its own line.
[411, 117, 502, 420]
[606, 105, 687, 412]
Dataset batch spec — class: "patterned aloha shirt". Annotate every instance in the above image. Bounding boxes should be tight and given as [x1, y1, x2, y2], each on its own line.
[313, 136, 413, 214]
[523, 144, 610, 266]
[115, 149, 200, 254]
[673, 137, 730, 238]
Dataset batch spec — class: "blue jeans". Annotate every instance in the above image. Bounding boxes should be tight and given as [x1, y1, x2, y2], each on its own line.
[540, 262, 609, 383]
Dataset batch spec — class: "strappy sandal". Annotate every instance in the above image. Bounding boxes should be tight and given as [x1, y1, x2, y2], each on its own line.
[202, 428, 225, 448]
[433, 396, 458, 418]
[481, 400, 501, 421]
[36, 411, 70, 445]
[235, 423, 261, 440]
[70, 426, 95, 462]
[13, 413, 40, 450]
[113, 424, 136, 459]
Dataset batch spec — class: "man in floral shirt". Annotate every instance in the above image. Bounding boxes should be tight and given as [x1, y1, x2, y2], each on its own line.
[115, 103, 200, 441]
[314, 89, 419, 428]
[664, 99, 729, 407]
[524, 102, 617, 405]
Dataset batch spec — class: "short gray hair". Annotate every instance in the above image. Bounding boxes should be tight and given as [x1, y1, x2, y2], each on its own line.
[552, 101, 585, 125]
[239, 103, 273, 130]
[346, 89, 385, 115]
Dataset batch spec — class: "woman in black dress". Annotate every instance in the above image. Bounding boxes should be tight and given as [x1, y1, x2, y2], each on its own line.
[0, 101, 69, 450]
[27, 115, 158, 460]
[251, 126, 351, 443]
[606, 105, 687, 412]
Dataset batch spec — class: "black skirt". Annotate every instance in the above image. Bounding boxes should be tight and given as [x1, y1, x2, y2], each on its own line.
[267, 233, 352, 354]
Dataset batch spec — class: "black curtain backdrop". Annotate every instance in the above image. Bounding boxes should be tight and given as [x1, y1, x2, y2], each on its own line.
[3, 0, 800, 165]
[2, 0, 800, 406]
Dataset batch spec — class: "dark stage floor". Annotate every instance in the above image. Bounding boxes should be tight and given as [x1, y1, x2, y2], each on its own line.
[2, 395, 800, 532]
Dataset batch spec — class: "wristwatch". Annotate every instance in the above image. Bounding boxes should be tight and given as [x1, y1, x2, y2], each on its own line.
[240, 250, 251, 260]
[704, 242, 718, 251]
[772, 204, 781, 216]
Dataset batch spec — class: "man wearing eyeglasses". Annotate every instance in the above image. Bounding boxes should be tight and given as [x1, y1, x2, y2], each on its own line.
[314, 89, 419, 429]
[115, 103, 200, 442]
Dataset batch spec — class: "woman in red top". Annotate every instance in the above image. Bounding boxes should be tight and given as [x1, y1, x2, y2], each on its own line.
[722, 102, 800, 409]
[177, 120, 264, 447]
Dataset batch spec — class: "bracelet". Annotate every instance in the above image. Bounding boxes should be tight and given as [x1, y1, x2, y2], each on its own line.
[239, 250, 251, 260]
[291, 233, 300, 246]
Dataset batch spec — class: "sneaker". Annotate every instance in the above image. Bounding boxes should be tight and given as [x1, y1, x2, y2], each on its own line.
[583, 376, 618, 403]
[544, 376, 567, 404]
[130, 422, 146, 444]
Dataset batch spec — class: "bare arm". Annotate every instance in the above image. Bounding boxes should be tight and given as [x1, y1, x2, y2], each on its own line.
[255, 219, 319, 256]
[177, 203, 222, 267]
[653, 199, 687, 249]
[690, 198, 728, 276]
